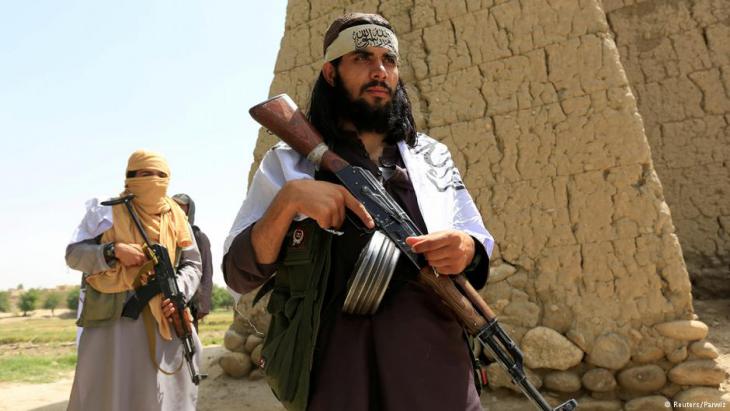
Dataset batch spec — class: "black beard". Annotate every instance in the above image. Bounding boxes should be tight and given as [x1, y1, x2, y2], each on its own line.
[333, 74, 395, 134]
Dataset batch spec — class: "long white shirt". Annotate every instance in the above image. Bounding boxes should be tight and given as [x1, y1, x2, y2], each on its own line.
[225, 133, 494, 258]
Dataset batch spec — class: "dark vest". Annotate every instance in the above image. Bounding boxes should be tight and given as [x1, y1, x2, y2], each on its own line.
[260, 219, 333, 411]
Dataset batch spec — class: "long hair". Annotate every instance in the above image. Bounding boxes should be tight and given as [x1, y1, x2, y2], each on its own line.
[308, 18, 417, 148]
[307, 63, 417, 148]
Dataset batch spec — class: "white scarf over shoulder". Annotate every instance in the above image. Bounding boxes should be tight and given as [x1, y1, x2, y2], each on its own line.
[224, 134, 494, 258]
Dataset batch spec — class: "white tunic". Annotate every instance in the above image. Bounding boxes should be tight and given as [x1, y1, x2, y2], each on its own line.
[66, 199, 202, 411]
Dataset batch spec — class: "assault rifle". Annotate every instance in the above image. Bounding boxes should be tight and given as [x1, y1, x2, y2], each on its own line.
[249, 94, 577, 411]
[101, 195, 207, 385]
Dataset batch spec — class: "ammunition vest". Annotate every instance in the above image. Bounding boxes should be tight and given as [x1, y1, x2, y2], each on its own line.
[261, 219, 333, 411]
[76, 245, 181, 329]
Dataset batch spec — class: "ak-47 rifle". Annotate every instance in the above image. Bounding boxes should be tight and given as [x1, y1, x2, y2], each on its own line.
[100, 195, 207, 385]
[249, 94, 577, 411]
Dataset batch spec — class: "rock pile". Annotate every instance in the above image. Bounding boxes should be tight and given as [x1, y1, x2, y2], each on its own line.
[218, 291, 270, 381]
[482, 265, 728, 409]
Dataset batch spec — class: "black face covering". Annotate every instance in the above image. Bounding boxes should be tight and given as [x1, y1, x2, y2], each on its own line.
[333, 72, 403, 135]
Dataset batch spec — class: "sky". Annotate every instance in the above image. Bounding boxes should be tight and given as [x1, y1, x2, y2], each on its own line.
[0, 1, 288, 290]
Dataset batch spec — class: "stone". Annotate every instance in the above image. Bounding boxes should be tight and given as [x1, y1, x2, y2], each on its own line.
[248, 368, 266, 381]
[251, 344, 263, 367]
[487, 263, 517, 283]
[244, 334, 264, 353]
[566, 330, 588, 352]
[668, 360, 728, 386]
[541, 303, 573, 334]
[624, 395, 671, 411]
[571, 397, 622, 411]
[672, 388, 729, 411]
[228, 317, 251, 337]
[219, 352, 252, 378]
[223, 329, 246, 353]
[500, 300, 541, 328]
[587, 333, 631, 370]
[617, 365, 667, 392]
[233, 289, 272, 335]
[632, 344, 665, 364]
[543, 371, 581, 393]
[660, 383, 682, 398]
[521, 327, 583, 370]
[689, 341, 720, 359]
[655, 320, 709, 341]
[582, 368, 617, 392]
[667, 345, 688, 363]
[591, 391, 619, 401]
[485, 362, 542, 393]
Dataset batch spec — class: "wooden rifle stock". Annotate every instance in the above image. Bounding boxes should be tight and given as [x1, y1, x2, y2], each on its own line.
[249, 94, 348, 173]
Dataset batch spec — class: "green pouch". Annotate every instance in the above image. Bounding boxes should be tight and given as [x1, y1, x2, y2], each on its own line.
[76, 285, 126, 328]
[260, 219, 332, 411]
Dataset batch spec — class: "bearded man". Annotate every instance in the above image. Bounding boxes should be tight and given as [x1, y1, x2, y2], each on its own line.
[66, 150, 202, 411]
[223, 13, 493, 411]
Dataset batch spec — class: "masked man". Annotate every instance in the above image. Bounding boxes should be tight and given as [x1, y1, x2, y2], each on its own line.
[66, 150, 202, 411]
[172, 193, 214, 331]
[224, 13, 493, 411]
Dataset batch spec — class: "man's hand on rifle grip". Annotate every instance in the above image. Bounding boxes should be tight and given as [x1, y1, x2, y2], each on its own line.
[282, 180, 374, 230]
[114, 242, 147, 267]
[162, 298, 193, 336]
[406, 230, 476, 275]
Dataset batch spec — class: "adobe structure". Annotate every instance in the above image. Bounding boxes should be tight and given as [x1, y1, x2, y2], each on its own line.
[604, 0, 730, 299]
[222, 0, 729, 409]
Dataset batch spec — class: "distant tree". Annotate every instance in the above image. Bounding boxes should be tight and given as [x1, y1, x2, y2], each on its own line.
[17, 283, 23, 290]
[0, 291, 10, 312]
[66, 287, 80, 311]
[211, 285, 234, 310]
[18, 289, 40, 316]
[44, 292, 61, 316]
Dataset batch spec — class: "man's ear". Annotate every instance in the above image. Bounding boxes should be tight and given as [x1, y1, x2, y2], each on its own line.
[322, 62, 336, 86]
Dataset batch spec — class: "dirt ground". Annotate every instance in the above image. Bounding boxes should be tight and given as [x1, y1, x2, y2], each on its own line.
[2, 300, 728, 411]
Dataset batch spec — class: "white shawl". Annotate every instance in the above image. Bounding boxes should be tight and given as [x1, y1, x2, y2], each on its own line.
[224, 134, 494, 258]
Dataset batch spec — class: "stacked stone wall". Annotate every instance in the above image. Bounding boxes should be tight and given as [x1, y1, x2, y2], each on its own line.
[602, 0, 730, 298]
[229, 0, 728, 408]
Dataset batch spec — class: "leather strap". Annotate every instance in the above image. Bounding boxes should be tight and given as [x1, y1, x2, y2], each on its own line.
[142, 306, 184, 376]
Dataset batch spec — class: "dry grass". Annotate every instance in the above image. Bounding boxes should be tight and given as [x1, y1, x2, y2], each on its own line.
[0, 309, 235, 383]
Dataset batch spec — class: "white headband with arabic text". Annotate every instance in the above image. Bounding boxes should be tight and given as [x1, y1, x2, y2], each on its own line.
[324, 24, 399, 62]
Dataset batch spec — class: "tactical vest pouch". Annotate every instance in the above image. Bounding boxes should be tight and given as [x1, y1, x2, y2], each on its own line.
[76, 285, 126, 328]
[261, 219, 332, 411]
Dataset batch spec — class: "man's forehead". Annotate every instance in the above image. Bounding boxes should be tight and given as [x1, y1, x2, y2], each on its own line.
[344, 46, 396, 58]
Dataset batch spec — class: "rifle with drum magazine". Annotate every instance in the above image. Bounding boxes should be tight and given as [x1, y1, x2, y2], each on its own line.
[101, 194, 207, 385]
[249, 94, 577, 411]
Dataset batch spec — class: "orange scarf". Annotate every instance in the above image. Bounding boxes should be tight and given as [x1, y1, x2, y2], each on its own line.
[86, 150, 192, 340]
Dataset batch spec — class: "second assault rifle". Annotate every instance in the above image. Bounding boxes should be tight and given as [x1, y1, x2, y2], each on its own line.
[100, 195, 207, 385]
[249, 94, 577, 411]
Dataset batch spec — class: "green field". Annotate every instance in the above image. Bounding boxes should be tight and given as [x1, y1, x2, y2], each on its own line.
[0, 315, 78, 345]
[197, 309, 235, 346]
[0, 309, 235, 383]
[0, 353, 78, 384]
